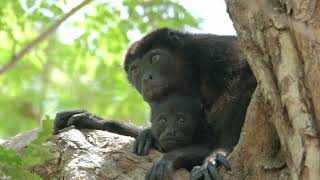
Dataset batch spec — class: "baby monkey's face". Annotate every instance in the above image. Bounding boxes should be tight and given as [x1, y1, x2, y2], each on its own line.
[150, 95, 203, 152]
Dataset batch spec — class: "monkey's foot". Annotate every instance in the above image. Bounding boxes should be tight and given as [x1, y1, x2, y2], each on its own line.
[146, 158, 174, 180]
[190, 153, 231, 180]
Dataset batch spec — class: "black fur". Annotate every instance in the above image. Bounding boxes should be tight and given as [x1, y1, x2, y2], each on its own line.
[54, 28, 257, 180]
[124, 27, 250, 109]
[54, 95, 221, 179]
[124, 28, 256, 179]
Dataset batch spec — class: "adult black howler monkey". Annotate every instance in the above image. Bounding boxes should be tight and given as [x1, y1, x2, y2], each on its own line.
[124, 28, 257, 179]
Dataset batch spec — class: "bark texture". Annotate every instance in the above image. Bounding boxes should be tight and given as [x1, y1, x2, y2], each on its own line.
[2, 128, 189, 180]
[223, 0, 320, 179]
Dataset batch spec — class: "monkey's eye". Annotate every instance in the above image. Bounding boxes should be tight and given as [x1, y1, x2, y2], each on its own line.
[177, 116, 185, 123]
[150, 54, 160, 64]
[158, 117, 166, 123]
[130, 66, 139, 76]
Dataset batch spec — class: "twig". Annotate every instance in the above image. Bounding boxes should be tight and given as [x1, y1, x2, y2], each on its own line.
[0, 0, 93, 74]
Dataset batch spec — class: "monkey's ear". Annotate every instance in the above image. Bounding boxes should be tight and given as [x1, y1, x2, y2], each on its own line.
[167, 30, 183, 45]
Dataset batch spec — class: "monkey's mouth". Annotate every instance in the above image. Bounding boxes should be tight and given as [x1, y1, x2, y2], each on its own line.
[142, 84, 168, 100]
[159, 138, 189, 151]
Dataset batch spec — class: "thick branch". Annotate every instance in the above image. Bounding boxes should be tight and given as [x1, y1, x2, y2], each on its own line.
[0, 0, 93, 75]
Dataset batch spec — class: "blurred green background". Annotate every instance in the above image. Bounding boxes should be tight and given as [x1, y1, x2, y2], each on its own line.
[0, 0, 200, 137]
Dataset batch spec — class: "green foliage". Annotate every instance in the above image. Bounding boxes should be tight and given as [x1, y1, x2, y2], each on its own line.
[0, 116, 53, 179]
[21, 116, 53, 168]
[0, 0, 199, 136]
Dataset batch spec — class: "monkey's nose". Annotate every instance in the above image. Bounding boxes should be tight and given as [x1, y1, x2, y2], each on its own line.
[143, 74, 153, 81]
[167, 129, 177, 137]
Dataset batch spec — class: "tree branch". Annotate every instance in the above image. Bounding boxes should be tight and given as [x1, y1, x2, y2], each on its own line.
[0, 0, 93, 75]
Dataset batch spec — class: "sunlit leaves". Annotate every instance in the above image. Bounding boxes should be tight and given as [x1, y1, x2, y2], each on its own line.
[0, 116, 53, 179]
[0, 0, 199, 136]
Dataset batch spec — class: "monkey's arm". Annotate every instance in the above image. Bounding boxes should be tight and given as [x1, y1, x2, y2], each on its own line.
[54, 110, 143, 138]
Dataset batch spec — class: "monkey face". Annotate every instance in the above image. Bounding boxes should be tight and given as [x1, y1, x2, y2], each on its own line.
[150, 95, 202, 152]
[127, 48, 198, 102]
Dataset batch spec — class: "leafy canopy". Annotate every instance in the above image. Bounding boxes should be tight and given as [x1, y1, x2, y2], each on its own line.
[0, 0, 199, 136]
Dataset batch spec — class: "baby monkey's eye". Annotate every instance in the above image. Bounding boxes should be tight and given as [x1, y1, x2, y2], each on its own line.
[150, 54, 160, 64]
[158, 117, 166, 123]
[177, 116, 185, 123]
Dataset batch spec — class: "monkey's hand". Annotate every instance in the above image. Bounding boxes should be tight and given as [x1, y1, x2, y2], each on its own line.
[133, 128, 154, 156]
[190, 152, 231, 180]
[146, 158, 174, 180]
[54, 110, 92, 134]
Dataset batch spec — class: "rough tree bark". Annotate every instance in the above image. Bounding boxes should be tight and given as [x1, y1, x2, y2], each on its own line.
[221, 0, 320, 179]
[1, 128, 189, 180]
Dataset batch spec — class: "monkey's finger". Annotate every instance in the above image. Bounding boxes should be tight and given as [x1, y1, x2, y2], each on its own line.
[155, 164, 165, 180]
[145, 166, 153, 180]
[132, 140, 138, 154]
[153, 141, 162, 151]
[56, 110, 87, 120]
[148, 162, 162, 180]
[164, 168, 174, 180]
[137, 139, 146, 155]
[142, 138, 152, 155]
[208, 164, 222, 180]
[66, 116, 78, 127]
[191, 166, 201, 172]
[133, 139, 143, 155]
[67, 113, 87, 127]
[163, 171, 173, 180]
[216, 154, 231, 170]
[203, 169, 211, 180]
[190, 166, 203, 180]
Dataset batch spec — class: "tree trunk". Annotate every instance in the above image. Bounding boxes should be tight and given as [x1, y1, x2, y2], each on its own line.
[222, 0, 320, 179]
